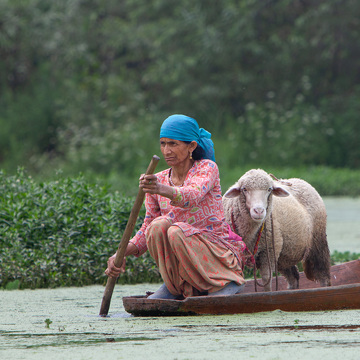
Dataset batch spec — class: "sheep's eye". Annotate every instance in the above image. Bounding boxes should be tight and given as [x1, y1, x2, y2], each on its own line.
[241, 187, 247, 193]
[268, 187, 273, 193]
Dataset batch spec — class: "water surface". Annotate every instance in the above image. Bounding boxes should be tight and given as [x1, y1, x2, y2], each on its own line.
[1, 285, 360, 360]
[324, 197, 360, 253]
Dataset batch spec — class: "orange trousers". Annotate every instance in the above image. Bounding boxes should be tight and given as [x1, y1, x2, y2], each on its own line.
[146, 218, 244, 298]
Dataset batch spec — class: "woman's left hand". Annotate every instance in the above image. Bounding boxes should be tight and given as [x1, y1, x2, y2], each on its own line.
[139, 174, 174, 199]
[139, 174, 159, 194]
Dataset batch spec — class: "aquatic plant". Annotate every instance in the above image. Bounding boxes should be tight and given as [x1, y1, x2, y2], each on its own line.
[45, 319, 52, 328]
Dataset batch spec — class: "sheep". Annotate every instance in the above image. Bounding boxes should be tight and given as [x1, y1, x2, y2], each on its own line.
[223, 169, 331, 291]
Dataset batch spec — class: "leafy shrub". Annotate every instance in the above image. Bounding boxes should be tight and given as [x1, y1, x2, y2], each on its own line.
[0, 168, 161, 289]
[330, 251, 360, 265]
[243, 252, 360, 280]
[1, 168, 358, 290]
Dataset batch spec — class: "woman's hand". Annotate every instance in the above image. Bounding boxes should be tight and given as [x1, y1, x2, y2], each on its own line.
[104, 243, 139, 278]
[105, 254, 125, 278]
[139, 174, 174, 199]
[139, 174, 159, 194]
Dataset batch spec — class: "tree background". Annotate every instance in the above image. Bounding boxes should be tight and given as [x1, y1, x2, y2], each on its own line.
[1, 0, 359, 194]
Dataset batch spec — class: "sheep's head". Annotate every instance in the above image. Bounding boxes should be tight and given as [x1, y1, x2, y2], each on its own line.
[224, 169, 290, 222]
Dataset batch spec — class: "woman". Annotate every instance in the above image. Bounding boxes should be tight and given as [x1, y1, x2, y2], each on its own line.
[105, 114, 246, 299]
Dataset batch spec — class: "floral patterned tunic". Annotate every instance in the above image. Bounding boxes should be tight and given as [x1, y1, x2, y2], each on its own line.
[130, 159, 245, 264]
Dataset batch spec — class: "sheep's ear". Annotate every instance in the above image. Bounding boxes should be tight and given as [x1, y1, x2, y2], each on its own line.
[223, 185, 241, 198]
[272, 185, 290, 197]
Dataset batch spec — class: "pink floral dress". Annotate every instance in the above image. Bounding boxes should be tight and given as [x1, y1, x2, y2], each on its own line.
[130, 159, 247, 296]
[131, 160, 241, 256]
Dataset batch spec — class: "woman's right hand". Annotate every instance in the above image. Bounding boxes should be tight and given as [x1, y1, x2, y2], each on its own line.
[104, 242, 139, 278]
[105, 254, 125, 278]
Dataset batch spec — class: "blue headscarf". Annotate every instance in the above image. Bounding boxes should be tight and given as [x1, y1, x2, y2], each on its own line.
[159, 114, 215, 162]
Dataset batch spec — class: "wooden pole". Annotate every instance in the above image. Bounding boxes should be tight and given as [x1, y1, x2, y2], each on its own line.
[99, 155, 160, 316]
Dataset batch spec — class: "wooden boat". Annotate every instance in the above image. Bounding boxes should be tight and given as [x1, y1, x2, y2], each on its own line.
[123, 259, 360, 316]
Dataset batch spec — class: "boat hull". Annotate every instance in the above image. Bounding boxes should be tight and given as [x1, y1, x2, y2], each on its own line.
[123, 260, 360, 316]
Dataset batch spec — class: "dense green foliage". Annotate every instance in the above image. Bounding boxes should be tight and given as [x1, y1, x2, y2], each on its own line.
[220, 165, 360, 197]
[1, 169, 359, 290]
[0, 169, 160, 289]
[0, 1, 359, 290]
[0, 0, 359, 188]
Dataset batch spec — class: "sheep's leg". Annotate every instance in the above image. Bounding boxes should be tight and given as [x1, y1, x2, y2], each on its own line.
[303, 233, 331, 287]
[279, 265, 300, 289]
[258, 265, 273, 291]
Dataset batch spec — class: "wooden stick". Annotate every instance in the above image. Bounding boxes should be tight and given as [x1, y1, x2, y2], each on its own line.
[99, 155, 160, 316]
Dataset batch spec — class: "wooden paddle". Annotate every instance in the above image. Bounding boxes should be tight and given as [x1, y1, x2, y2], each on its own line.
[99, 155, 160, 316]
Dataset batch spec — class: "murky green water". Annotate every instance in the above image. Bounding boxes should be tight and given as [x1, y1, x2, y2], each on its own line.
[1, 285, 360, 360]
[1, 197, 360, 360]
[324, 197, 360, 253]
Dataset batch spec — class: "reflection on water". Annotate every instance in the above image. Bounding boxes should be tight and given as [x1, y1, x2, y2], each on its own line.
[1, 198, 360, 359]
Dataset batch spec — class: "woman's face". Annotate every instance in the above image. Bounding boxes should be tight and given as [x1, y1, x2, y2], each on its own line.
[160, 138, 196, 166]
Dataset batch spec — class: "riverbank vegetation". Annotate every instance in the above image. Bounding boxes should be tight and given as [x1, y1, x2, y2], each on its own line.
[1, 1, 359, 184]
[1, 1, 360, 289]
[1, 169, 359, 290]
